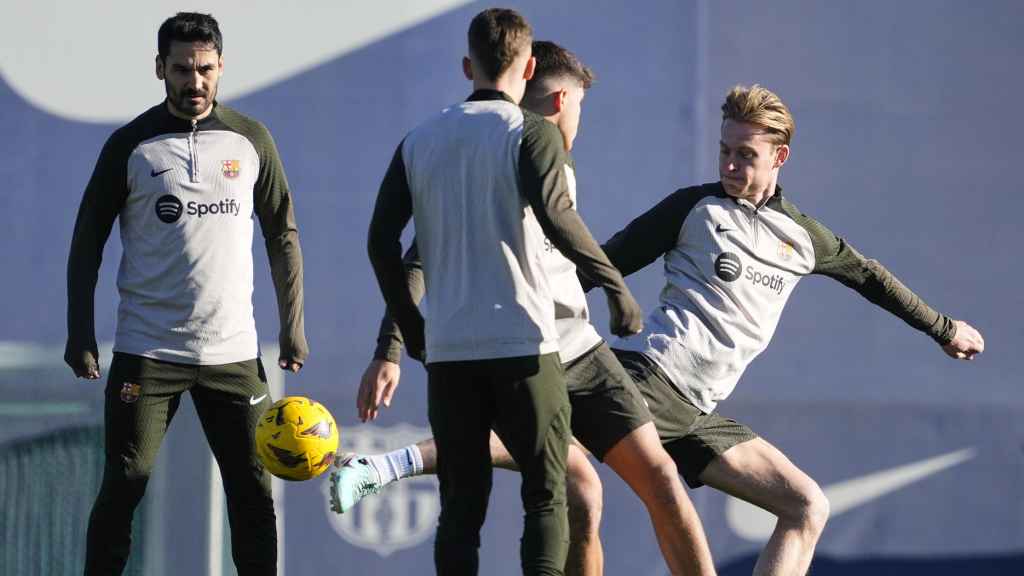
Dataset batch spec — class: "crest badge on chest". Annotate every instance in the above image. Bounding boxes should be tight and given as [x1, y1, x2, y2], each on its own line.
[222, 159, 240, 179]
[778, 240, 794, 261]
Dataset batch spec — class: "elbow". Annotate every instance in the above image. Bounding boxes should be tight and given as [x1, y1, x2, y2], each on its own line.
[366, 235, 392, 271]
[263, 227, 298, 245]
[366, 228, 385, 261]
[366, 222, 382, 259]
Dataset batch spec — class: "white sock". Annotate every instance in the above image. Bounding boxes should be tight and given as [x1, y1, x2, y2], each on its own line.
[367, 444, 423, 485]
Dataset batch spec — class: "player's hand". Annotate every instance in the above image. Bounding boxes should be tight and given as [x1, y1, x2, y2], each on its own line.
[605, 286, 644, 337]
[357, 359, 401, 422]
[279, 358, 303, 373]
[941, 320, 984, 360]
[64, 344, 101, 379]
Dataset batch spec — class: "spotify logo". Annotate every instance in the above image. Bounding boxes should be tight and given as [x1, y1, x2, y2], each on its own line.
[155, 195, 183, 223]
[714, 252, 742, 282]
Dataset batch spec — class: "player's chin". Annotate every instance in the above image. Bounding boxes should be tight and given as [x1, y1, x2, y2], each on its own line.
[182, 99, 209, 115]
[721, 182, 745, 198]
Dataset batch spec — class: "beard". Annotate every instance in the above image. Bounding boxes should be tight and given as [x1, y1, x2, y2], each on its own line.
[165, 79, 216, 118]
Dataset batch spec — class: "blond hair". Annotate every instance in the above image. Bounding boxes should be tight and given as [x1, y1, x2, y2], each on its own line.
[721, 85, 794, 146]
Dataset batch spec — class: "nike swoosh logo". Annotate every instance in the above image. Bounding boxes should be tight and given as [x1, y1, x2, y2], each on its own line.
[725, 447, 977, 541]
[1, 1, 474, 122]
[151, 168, 172, 177]
[249, 394, 268, 405]
[715, 224, 733, 233]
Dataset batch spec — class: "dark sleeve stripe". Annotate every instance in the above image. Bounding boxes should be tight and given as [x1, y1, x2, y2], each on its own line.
[581, 185, 717, 291]
[778, 197, 956, 344]
[367, 141, 424, 359]
[517, 111, 631, 297]
[373, 242, 423, 363]
[66, 130, 132, 351]
[221, 109, 309, 362]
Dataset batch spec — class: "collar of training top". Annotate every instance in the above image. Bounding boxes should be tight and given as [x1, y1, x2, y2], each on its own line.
[720, 182, 786, 211]
[465, 89, 516, 104]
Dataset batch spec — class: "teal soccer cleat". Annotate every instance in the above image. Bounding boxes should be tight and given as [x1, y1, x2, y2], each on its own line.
[328, 454, 385, 514]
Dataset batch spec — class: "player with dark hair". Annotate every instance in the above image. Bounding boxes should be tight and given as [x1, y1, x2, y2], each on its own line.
[66, 11, 306, 575]
[342, 40, 717, 576]
[366, 9, 644, 575]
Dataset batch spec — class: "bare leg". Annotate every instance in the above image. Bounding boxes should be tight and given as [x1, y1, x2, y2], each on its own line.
[699, 437, 829, 576]
[488, 430, 520, 470]
[602, 422, 716, 576]
[415, 432, 517, 473]
[416, 438, 438, 473]
[564, 446, 603, 576]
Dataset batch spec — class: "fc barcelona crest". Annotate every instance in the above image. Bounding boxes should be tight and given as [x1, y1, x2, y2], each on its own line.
[120, 382, 141, 403]
[778, 240, 795, 261]
[222, 159, 240, 179]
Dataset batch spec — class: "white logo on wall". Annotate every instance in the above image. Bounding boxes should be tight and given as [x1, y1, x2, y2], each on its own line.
[0, 1, 474, 123]
[725, 447, 977, 541]
[323, 423, 438, 557]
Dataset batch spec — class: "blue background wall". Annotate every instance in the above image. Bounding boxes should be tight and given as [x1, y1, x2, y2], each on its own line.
[1, 1, 1020, 574]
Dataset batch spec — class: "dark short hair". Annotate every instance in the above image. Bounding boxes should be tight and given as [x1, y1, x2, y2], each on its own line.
[158, 12, 223, 59]
[467, 8, 532, 81]
[525, 40, 594, 100]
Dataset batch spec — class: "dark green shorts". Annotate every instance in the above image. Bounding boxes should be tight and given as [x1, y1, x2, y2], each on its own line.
[612, 349, 757, 488]
[564, 343, 653, 461]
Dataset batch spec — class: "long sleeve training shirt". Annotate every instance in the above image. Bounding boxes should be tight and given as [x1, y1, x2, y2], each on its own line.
[368, 90, 627, 363]
[605, 183, 954, 413]
[67, 102, 307, 365]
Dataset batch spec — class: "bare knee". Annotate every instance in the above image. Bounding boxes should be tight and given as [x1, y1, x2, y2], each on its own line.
[566, 455, 603, 540]
[782, 480, 829, 537]
[634, 453, 685, 509]
[805, 482, 830, 535]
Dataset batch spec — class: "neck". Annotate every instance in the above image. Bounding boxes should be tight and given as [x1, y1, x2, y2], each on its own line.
[165, 99, 214, 121]
[473, 75, 523, 103]
[751, 175, 778, 206]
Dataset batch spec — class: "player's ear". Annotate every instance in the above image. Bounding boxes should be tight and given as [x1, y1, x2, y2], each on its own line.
[155, 55, 165, 80]
[523, 56, 536, 81]
[774, 144, 790, 168]
[462, 57, 473, 80]
[553, 88, 567, 113]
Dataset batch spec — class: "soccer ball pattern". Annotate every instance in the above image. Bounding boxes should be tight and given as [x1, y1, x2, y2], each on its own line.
[255, 396, 339, 481]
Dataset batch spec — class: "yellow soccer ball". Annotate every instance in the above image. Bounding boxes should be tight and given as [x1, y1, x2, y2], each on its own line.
[255, 396, 339, 481]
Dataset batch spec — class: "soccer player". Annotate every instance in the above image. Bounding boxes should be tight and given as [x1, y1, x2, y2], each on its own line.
[366, 10, 643, 576]
[65, 13, 306, 576]
[599, 85, 985, 576]
[347, 41, 717, 576]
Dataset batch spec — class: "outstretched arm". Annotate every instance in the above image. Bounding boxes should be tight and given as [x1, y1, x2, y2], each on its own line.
[781, 197, 984, 360]
[579, 186, 714, 291]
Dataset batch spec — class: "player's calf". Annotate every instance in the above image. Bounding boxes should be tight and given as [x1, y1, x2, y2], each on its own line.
[565, 448, 603, 576]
